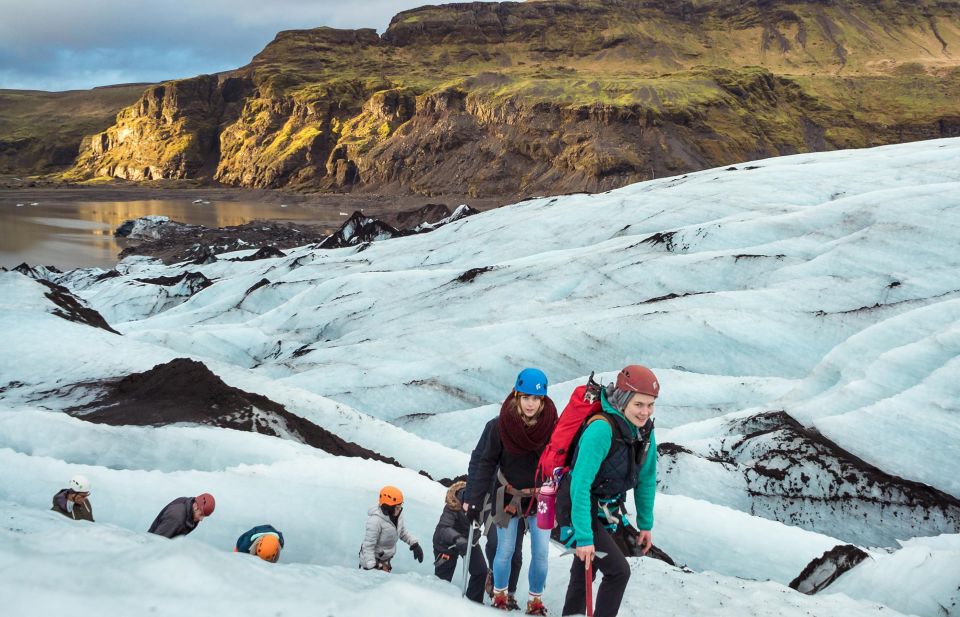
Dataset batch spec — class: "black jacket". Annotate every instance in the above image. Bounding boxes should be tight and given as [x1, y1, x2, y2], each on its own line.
[432, 481, 481, 555]
[148, 497, 198, 538]
[467, 417, 542, 509]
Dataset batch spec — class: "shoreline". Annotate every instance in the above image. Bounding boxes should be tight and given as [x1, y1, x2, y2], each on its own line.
[1, 185, 517, 270]
[0, 184, 516, 217]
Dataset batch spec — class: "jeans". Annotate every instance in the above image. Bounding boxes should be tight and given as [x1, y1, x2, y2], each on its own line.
[486, 516, 525, 593]
[494, 514, 550, 594]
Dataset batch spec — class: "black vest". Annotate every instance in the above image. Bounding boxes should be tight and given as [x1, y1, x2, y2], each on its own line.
[576, 412, 653, 500]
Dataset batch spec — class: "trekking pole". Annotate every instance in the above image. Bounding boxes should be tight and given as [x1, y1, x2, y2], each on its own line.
[461, 523, 476, 597]
[585, 561, 595, 617]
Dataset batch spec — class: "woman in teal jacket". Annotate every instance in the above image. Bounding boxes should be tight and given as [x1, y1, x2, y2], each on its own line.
[561, 365, 659, 617]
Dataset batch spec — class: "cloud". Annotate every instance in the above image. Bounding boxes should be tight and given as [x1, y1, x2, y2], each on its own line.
[0, 0, 466, 91]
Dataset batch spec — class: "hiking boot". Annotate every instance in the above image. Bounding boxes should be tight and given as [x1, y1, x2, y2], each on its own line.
[525, 596, 548, 615]
[492, 591, 513, 611]
[485, 571, 494, 598]
[506, 594, 520, 610]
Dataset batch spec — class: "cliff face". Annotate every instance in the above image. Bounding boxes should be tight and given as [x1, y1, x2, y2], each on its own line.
[0, 85, 146, 176]
[69, 75, 249, 181]
[60, 0, 960, 197]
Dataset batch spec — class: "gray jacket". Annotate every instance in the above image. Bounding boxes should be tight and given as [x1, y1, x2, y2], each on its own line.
[359, 505, 418, 569]
[148, 497, 198, 538]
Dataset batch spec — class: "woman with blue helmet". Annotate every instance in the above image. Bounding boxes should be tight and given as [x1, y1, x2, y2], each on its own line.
[465, 368, 558, 614]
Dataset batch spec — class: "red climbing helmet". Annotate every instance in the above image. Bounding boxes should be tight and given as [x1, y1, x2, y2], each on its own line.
[615, 365, 660, 397]
[194, 493, 216, 516]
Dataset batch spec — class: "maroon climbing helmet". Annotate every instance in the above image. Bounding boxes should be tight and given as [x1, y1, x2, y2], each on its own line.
[615, 365, 659, 397]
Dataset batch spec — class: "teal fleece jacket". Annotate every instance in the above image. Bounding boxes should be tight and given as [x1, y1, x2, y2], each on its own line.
[569, 389, 657, 547]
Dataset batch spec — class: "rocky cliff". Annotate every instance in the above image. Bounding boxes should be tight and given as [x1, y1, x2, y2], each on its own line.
[0, 84, 146, 176]
[46, 0, 960, 197]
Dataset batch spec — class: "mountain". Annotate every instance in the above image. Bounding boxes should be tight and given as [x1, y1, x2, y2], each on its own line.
[7, 0, 960, 199]
[1, 139, 959, 616]
[0, 84, 147, 177]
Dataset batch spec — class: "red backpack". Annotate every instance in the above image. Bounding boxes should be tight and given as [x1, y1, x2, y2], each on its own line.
[537, 373, 604, 481]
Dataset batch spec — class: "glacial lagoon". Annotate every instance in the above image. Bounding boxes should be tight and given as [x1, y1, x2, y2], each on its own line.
[0, 198, 333, 270]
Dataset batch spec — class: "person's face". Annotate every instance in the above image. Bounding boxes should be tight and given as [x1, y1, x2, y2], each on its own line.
[192, 502, 206, 523]
[518, 394, 543, 419]
[623, 393, 656, 428]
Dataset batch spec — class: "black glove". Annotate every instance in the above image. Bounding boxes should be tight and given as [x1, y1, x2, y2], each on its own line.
[466, 503, 481, 525]
[455, 537, 468, 556]
[410, 542, 424, 563]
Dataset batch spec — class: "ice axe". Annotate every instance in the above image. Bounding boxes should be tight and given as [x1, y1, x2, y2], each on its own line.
[560, 548, 607, 616]
[586, 564, 595, 617]
[461, 522, 477, 597]
[560, 548, 608, 559]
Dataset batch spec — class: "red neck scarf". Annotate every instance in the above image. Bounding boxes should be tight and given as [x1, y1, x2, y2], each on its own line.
[498, 393, 558, 456]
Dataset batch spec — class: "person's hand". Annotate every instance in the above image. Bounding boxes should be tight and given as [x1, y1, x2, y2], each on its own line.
[410, 542, 424, 563]
[575, 544, 596, 568]
[465, 503, 481, 525]
[455, 537, 468, 556]
[637, 530, 653, 555]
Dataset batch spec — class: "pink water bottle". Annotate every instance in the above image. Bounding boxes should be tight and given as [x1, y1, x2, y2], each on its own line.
[537, 479, 557, 530]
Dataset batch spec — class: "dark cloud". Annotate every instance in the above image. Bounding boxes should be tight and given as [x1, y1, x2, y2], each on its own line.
[0, 0, 466, 91]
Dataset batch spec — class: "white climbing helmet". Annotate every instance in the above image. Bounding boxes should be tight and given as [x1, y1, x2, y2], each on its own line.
[69, 474, 91, 494]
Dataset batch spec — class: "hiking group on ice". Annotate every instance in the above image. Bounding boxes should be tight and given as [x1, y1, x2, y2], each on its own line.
[49, 364, 660, 617]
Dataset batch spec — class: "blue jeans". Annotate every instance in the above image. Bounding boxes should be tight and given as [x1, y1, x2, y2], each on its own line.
[494, 514, 550, 594]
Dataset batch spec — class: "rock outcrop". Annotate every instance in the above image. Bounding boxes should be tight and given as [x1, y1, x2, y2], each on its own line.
[10, 266, 119, 334]
[790, 544, 870, 594]
[68, 358, 400, 465]
[70, 75, 250, 181]
[658, 411, 960, 546]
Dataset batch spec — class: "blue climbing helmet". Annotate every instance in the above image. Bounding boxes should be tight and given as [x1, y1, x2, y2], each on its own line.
[514, 368, 548, 396]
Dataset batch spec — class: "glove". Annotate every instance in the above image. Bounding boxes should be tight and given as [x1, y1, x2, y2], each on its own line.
[410, 542, 424, 563]
[466, 503, 481, 525]
[455, 537, 468, 557]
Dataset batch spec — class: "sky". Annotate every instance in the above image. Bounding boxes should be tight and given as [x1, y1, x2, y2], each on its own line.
[0, 0, 464, 92]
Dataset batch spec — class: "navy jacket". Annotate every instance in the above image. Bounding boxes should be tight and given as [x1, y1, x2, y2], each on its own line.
[236, 525, 285, 553]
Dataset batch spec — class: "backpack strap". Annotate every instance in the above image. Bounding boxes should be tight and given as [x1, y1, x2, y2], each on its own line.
[568, 413, 614, 468]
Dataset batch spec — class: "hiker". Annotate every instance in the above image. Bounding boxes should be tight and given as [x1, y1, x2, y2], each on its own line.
[560, 365, 659, 617]
[359, 485, 423, 572]
[432, 480, 487, 602]
[467, 419, 526, 604]
[148, 493, 215, 538]
[235, 524, 284, 563]
[51, 475, 94, 522]
[465, 368, 558, 615]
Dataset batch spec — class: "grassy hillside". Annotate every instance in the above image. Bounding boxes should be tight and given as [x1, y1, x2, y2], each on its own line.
[0, 85, 148, 175]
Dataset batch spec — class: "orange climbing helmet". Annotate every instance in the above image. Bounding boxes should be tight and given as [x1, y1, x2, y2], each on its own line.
[254, 534, 281, 563]
[379, 485, 403, 506]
